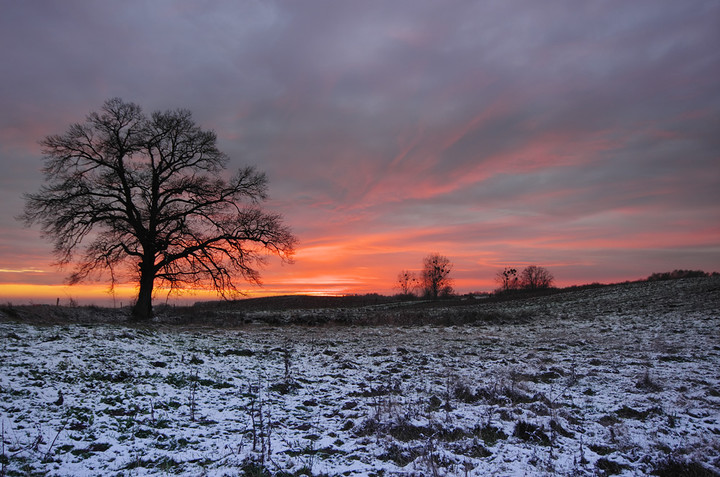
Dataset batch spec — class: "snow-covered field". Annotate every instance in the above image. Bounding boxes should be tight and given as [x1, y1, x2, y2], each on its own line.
[1, 278, 719, 476]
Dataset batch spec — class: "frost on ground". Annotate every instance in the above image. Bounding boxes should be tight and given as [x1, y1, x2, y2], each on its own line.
[1, 277, 719, 476]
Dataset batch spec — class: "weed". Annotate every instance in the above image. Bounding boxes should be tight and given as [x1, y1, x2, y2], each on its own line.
[637, 368, 663, 391]
[452, 383, 481, 403]
[43, 424, 65, 462]
[549, 419, 574, 438]
[1, 421, 6, 477]
[188, 368, 199, 421]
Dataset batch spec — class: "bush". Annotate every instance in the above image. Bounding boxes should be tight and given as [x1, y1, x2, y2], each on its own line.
[647, 270, 708, 281]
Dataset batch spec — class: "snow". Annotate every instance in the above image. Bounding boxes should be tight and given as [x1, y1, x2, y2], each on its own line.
[1, 277, 719, 476]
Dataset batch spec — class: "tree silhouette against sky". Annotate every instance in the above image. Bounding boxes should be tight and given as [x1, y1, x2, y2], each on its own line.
[21, 98, 297, 319]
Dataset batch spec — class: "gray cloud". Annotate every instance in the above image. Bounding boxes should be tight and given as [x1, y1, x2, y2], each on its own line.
[1, 0, 718, 298]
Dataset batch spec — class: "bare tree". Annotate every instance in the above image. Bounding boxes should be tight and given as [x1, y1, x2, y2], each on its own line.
[21, 98, 297, 320]
[495, 267, 519, 291]
[519, 265, 554, 290]
[421, 253, 453, 299]
[396, 270, 419, 297]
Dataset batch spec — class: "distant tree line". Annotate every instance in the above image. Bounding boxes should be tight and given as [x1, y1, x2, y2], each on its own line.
[395, 261, 717, 301]
[396, 255, 556, 299]
[646, 269, 715, 281]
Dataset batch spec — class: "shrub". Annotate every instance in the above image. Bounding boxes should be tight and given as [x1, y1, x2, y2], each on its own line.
[647, 270, 708, 281]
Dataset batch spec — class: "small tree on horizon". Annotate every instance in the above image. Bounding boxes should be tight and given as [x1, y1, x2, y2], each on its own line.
[495, 267, 519, 291]
[421, 253, 453, 299]
[519, 265, 554, 290]
[20, 98, 297, 320]
[396, 270, 419, 297]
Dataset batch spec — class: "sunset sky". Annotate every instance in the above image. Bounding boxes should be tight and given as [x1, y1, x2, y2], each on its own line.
[1, 1, 719, 305]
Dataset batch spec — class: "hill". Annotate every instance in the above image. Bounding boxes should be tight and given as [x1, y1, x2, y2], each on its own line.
[0, 276, 718, 475]
[1, 276, 718, 326]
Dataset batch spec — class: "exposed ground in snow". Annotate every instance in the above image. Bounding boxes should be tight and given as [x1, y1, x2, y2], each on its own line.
[1, 277, 719, 476]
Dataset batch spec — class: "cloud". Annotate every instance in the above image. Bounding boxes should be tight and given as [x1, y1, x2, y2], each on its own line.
[0, 268, 45, 274]
[0, 0, 718, 302]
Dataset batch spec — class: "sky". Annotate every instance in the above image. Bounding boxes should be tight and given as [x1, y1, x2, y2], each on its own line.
[1, 1, 719, 305]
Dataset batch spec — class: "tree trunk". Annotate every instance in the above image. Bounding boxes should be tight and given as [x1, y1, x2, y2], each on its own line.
[131, 259, 155, 320]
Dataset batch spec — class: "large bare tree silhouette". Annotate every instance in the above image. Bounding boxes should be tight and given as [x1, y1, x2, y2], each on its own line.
[21, 98, 297, 319]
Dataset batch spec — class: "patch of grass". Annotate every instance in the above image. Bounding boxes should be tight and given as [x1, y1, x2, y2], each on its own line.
[378, 442, 415, 467]
[195, 377, 233, 389]
[436, 426, 471, 442]
[164, 372, 192, 387]
[350, 381, 402, 397]
[615, 405, 662, 421]
[70, 448, 94, 459]
[549, 419, 574, 438]
[285, 446, 346, 458]
[64, 406, 94, 430]
[534, 370, 563, 383]
[222, 348, 255, 356]
[134, 428, 154, 439]
[707, 387, 720, 397]
[473, 424, 508, 446]
[57, 444, 74, 453]
[269, 380, 301, 394]
[86, 369, 133, 383]
[596, 457, 630, 475]
[427, 395, 443, 411]
[652, 458, 719, 477]
[240, 459, 272, 476]
[598, 415, 619, 426]
[454, 440, 492, 458]
[104, 406, 137, 417]
[124, 455, 182, 470]
[452, 383, 481, 403]
[100, 395, 124, 406]
[505, 388, 538, 404]
[88, 442, 111, 452]
[588, 444, 616, 456]
[388, 422, 430, 442]
[513, 420, 550, 445]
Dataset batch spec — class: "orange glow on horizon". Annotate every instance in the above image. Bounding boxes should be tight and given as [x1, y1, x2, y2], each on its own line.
[3, 218, 718, 306]
[0, 281, 360, 306]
